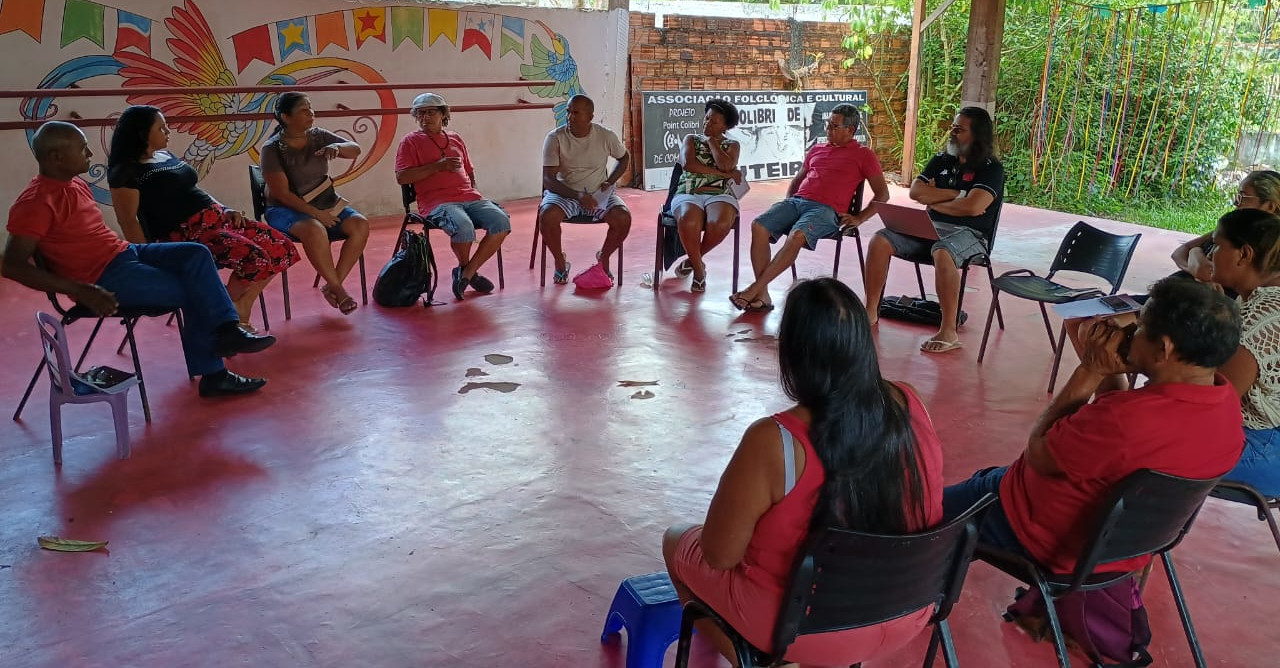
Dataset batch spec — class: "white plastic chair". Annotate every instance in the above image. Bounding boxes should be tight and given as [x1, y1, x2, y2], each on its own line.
[37, 312, 139, 464]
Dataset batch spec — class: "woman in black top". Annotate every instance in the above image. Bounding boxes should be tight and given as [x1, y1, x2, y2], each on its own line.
[107, 105, 299, 331]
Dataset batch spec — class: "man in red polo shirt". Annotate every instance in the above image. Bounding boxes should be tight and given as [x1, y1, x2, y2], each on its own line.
[729, 103, 889, 312]
[942, 276, 1245, 576]
[3, 121, 274, 397]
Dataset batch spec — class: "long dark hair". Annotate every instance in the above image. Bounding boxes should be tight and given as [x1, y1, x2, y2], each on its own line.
[107, 105, 162, 181]
[1216, 207, 1280, 274]
[778, 278, 927, 534]
[271, 91, 309, 139]
[958, 106, 995, 165]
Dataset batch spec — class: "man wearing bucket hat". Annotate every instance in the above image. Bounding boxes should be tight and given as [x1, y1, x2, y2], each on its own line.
[394, 92, 511, 300]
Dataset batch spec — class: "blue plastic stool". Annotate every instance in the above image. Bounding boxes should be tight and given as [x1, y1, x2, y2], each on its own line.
[601, 571, 683, 668]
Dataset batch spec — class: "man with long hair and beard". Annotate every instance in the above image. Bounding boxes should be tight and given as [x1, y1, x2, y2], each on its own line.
[863, 106, 1005, 354]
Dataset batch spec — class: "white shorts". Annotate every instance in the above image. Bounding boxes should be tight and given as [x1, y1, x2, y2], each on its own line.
[669, 193, 739, 213]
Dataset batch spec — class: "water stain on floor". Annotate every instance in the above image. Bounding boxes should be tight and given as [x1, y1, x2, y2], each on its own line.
[457, 382, 521, 394]
[484, 354, 514, 365]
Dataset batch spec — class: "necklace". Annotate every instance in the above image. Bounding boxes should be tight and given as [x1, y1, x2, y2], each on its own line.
[281, 130, 308, 146]
[427, 130, 449, 158]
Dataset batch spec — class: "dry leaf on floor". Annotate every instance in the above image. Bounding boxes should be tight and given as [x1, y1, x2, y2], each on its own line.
[483, 354, 514, 365]
[630, 390, 656, 400]
[616, 380, 659, 387]
[38, 536, 107, 552]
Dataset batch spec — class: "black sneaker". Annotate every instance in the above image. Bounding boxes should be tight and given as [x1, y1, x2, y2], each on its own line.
[451, 266, 468, 300]
[198, 370, 267, 397]
[469, 273, 495, 293]
[213, 323, 276, 357]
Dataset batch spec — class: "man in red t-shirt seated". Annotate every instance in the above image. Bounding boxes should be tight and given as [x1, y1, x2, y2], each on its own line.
[2, 121, 275, 397]
[729, 104, 889, 312]
[394, 92, 511, 301]
[942, 276, 1245, 575]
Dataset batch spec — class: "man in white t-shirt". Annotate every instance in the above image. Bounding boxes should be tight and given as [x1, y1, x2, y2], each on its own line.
[538, 95, 631, 285]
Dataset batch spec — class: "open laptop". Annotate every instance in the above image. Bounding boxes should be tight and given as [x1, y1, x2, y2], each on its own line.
[875, 202, 940, 240]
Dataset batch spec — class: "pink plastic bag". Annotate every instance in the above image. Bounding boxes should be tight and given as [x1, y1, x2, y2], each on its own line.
[572, 262, 614, 289]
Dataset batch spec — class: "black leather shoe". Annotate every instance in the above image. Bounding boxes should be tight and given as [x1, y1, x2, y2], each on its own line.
[214, 324, 276, 357]
[198, 370, 267, 397]
[469, 273, 495, 293]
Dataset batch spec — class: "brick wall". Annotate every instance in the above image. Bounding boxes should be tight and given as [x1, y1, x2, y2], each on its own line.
[624, 12, 910, 185]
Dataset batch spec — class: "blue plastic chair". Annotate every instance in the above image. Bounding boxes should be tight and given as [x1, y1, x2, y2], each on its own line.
[601, 571, 683, 668]
[37, 312, 139, 464]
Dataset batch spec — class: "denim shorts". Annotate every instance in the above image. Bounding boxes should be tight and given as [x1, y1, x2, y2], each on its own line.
[1225, 426, 1280, 497]
[427, 199, 511, 243]
[752, 197, 838, 251]
[264, 205, 361, 242]
[878, 222, 988, 266]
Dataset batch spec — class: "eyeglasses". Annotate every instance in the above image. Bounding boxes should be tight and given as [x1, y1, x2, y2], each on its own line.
[826, 122, 850, 131]
[1234, 192, 1260, 206]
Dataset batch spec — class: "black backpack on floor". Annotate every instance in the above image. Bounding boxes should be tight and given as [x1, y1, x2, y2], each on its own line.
[878, 295, 968, 327]
[374, 229, 437, 307]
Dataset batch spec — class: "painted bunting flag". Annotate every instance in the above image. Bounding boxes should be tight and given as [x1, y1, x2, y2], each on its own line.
[391, 6, 423, 50]
[0, 0, 46, 41]
[231, 24, 274, 73]
[354, 7, 386, 48]
[276, 17, 310, 60]
[500, 16, 524, 58]
[114, 10, 151, 55]
[62, 0, 105, 48]
[314, 11, 347, 53]
[427, 8, 457, 46]
[461, 12, 493, 59]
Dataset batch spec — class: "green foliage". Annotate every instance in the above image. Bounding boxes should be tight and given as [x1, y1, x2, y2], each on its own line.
[894, 0, 1271, 229]
[738, 0, 1274, 230]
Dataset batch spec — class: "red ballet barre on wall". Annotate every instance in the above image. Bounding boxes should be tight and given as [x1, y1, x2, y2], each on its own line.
[0, 103, 557, 131]
[0, 81, 556, 98]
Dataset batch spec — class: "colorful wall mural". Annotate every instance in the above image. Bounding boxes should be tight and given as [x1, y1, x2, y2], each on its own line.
[0, 0, 625, 228]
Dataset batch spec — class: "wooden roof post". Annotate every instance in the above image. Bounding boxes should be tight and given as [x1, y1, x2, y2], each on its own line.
[901, 0, 928, 181]
[960, 0, 1006, 116]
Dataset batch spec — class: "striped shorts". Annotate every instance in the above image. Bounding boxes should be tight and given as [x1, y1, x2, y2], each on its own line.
[539, 191, 628, 222]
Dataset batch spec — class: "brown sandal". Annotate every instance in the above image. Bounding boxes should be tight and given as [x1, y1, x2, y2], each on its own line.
[321, 285, 358, 315]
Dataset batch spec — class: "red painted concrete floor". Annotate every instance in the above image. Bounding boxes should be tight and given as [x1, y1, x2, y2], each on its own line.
[1, 181, 1277, 667]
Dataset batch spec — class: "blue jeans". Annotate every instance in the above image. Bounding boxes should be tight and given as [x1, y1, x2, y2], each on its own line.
[1225, 427, 1280, 497]
[942, 466, 1031, 557]
[94, 243, 238, 377]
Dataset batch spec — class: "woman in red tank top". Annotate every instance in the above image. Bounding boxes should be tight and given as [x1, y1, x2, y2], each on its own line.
[662, 277, 945, 666]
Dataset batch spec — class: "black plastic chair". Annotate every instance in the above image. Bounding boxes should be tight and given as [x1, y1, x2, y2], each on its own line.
[888, 201, 1005, 329]
[14, 267, 180, 424]
[977, 221, 1141, 393]
[1209, 480, 1280, 556]
[651, 163, 742, 293]
[976, 469, 1219, 668]
[787, 180, 868, 283]
[674, 494, 998, 668]
[248, 165, 367, 320]
[395, 183, 505, 289]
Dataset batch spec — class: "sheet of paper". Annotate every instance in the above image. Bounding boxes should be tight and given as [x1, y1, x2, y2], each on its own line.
[1051, 294, 1142, 319]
